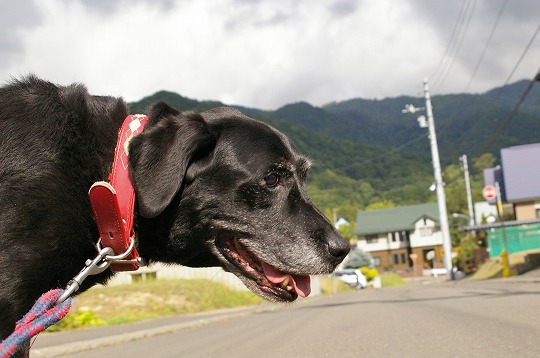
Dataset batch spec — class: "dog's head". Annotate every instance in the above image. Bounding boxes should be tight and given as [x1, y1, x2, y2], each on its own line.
[129, 103, 350, 302]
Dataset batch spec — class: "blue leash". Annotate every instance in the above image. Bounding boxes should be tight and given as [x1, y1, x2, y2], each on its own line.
[0, 289, 72, 358]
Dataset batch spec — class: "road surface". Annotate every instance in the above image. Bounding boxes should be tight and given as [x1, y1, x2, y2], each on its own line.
[31, 277, 540, 357]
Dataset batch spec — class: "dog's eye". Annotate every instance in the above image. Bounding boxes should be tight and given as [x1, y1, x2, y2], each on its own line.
[264, 174, 280, 188]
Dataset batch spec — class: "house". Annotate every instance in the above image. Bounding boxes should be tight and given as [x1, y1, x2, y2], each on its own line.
[484, 143, 540, 221]
[352, 203, 444, 274]
[480, 142, 540, 256]
[334, 217, 350, 229]
[499, 143, 540, 220]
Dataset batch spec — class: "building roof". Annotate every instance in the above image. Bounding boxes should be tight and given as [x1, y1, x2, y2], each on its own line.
[501, 142, 540, 202]
[352, 203, 439, 236]
[334, 217, 349, 229]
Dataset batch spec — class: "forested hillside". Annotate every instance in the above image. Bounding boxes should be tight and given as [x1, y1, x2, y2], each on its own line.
[128, 80, 540, 222]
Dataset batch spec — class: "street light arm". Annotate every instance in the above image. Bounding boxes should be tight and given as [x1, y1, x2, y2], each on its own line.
[401, 104, 425, 114]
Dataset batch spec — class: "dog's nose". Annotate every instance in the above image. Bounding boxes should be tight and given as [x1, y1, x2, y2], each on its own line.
[327, 235, 350, 261]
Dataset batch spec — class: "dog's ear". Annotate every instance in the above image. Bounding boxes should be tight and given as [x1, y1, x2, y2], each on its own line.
[129, 102, 216, 218]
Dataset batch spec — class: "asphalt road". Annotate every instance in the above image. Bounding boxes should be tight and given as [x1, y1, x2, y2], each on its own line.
[31, 277, 540, 358]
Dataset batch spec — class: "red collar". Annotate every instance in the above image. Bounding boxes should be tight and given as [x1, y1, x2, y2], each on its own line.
[88, 115, 148, 271]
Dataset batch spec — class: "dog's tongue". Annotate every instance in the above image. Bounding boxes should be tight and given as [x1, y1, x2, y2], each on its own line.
[261, 262, 311, 298]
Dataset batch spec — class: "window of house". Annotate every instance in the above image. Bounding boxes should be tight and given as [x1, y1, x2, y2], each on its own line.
[420, 227, 433, 236]
[366, 235, 378, 244]
[536, 208, 540, 219]
[393, 253, 407, 265]
[373, 256, 381, 267]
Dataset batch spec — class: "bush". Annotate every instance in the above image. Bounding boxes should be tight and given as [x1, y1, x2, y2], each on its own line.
[47, 309, 106, 332]
[360, 267, 378, 281]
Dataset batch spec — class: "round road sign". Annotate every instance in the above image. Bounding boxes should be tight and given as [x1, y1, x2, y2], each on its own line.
[482, 185, 497, 201]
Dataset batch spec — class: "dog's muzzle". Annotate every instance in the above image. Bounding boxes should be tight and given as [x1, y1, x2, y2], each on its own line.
[216, 238, 311, 302]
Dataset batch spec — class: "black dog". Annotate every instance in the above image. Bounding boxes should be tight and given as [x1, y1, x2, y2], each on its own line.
[0, 76, 349, 341]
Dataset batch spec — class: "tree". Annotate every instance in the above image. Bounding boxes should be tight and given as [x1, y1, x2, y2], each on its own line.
[472, 153, 497, 174]
[337, 223, 354, 241]
[456, 234, 480, 274]
[365, 200, 395, 211]
[343, 247, 374, 269]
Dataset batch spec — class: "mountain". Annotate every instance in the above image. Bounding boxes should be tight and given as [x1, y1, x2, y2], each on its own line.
[234, 79, 540, 169]
[237, 99, 420, 151]
[322, 80, 540, 163]
[484, 79, 540, 114]
[128, 80, 540, 220]
[128, 90, 224, 114]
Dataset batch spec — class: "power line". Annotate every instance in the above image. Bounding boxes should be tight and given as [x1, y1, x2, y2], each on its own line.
[435, 18, 540, 135]
[464, 0, 508, 91]
[430, 0, 471, 84]
[501, 21, 540, 88]
[344, 17, 540, 171]
[434, 0, 478, 92]
[356, 134, 427, 166]
[483, 66, 540, 151]
[351, 66, 539, 171]
[338, 133, 428, 170]
[340, 66, 537, 185]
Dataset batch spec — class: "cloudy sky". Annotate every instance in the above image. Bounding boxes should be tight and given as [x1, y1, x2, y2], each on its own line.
[1, 0, 539, 109]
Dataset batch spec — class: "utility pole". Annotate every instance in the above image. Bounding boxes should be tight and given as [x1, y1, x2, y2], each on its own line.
[459, 154, 476, 228]
[402, 78, 454, 280]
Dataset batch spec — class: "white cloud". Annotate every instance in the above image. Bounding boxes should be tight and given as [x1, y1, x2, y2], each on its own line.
[1, 0, 539, 109]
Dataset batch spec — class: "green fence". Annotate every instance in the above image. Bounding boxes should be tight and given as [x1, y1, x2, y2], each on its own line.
[487, 222, 540, 256]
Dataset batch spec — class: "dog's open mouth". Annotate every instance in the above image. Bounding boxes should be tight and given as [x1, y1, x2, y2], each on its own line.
[216, 238, 311, 302]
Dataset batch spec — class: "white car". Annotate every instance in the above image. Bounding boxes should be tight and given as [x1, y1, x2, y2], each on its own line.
[334, 269, 368, 289]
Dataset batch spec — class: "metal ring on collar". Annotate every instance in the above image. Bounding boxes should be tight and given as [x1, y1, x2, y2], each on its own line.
[96, 237, 136, 261]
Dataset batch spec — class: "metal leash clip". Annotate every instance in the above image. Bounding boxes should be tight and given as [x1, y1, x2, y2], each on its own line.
[56, 238, 147, 305]
[56, 245, 115, 304]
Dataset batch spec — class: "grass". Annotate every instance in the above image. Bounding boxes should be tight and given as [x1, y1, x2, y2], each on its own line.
[50, 273, 410, 332]
[468, 257, 506, 280]
[48, 279, 262, 332]
[319, 276, 355, 294]
[469, 249, 540, 280]
[379, 272, 407, 287]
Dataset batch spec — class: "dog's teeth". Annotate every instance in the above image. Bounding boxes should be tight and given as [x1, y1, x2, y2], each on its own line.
[280, 277, 290, 288]
[286, 286, 293, 291]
